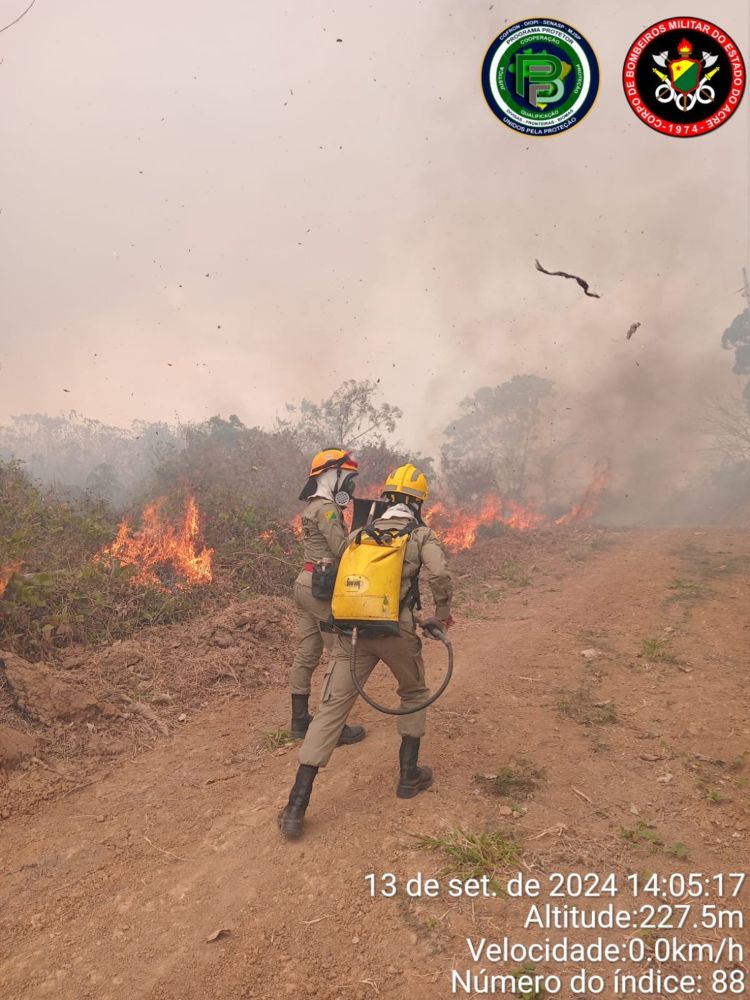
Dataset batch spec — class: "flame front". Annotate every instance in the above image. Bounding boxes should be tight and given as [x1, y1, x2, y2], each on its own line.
[98, 495, 213, 589]
[0, 561, 23, 598]
[428, 464, 610, 552]
[554, 462, 610, 527]
[427, 495, 548, 552]
[286, 466, 609, 554]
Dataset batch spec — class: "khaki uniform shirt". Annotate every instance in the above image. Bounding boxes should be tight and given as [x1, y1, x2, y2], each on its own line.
[359, 514, 453, 622]
[296, 497, 349, 587]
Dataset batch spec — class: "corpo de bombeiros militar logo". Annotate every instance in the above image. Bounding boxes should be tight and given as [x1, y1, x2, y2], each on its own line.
[481, 18, 600, 136]
[623, 17, 746, 136]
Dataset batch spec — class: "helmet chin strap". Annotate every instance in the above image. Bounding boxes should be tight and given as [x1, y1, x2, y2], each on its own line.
[383, 492, 423, 523]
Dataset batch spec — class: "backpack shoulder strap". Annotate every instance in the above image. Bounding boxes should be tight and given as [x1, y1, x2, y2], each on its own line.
[394, 521, 419, 539]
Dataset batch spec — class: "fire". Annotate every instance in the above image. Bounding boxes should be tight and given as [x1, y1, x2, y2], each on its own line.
[97, 494, 213, 589]
[284, 466, 610, 554]
[428, 496, 547, 552]
[0, 561, 23, 598]
[428, 464, 610, 552]
[554, 463, 610, 527]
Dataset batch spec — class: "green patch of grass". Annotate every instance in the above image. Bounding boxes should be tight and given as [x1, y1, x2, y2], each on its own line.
[475, 761, 545, 799]
[619, 822, 664, 847]
[705, 787, 724, 804]
[666, 578, 705, 601]
[263, 727, 294, 750]
[696, 776, 726, 804]
[620, 824, 690, 861]
[1, 562, 210, 659]
[557, 688, 617, 726]
[513, 965, 546, 999]
[641, 637, 676, 663]
[411, 827, 520, 888]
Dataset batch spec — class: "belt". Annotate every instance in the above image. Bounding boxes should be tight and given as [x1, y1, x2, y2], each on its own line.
[304, 562, 315, 573]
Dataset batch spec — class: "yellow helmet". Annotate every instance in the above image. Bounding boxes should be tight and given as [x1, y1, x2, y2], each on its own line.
[382, 464, 429, 502]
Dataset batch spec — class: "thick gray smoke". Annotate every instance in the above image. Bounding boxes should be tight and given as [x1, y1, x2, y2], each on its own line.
[0, 1, 748, 522]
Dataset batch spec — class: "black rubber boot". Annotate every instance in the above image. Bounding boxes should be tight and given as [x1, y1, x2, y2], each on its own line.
[290, 693, 313, 739]
[292, 694, 366, 746]
[278, 763, 318, 839]
[337, 722, 366, 746]
[396, 735, 433, 799]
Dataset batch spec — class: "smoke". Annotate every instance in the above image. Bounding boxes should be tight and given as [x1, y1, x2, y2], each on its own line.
[0, 0, 748, 523]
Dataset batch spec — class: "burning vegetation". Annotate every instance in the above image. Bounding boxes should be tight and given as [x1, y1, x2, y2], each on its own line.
[0, 561, 23, 599]
[96, 494, 213, 590]
[287, 464, 609, 553]
[428, 463, 609, 552]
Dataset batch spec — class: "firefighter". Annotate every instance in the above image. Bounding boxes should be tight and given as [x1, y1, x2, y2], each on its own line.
[289, 448, 366, 746]
[279, 464, 453, 839]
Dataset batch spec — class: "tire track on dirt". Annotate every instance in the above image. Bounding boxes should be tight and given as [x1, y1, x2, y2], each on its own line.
[1, 530, 748, 999]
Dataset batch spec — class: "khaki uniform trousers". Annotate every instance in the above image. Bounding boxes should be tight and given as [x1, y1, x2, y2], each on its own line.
[298, 618, 430, 768]
[289, 579, 333, 695]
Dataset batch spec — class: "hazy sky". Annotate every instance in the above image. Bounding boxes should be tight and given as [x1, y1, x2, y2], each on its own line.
[1, 1, 749, 490]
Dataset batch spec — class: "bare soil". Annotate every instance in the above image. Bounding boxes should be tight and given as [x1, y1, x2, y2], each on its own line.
[1, 528, 748, 999]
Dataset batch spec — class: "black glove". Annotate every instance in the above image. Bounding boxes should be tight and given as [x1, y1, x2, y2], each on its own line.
[420, 617, 447, 640]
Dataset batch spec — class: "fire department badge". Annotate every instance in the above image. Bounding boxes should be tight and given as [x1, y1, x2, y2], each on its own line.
[623, 18, 746, 137]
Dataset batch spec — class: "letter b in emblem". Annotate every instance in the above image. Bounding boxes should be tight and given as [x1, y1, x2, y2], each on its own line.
[514, 53, 565, 107]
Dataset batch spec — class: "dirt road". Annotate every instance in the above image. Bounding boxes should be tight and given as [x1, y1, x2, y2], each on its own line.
[1, 529, 748, 999]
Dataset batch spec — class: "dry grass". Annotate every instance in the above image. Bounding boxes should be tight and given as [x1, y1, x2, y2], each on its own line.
[411, 827, 521, 888]
[557, 688, 617, 726]
[475, 761, 545, 799]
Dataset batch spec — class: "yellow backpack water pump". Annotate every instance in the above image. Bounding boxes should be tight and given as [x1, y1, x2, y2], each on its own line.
[330, 522, 454, 716]
[331, 523, 414, 635]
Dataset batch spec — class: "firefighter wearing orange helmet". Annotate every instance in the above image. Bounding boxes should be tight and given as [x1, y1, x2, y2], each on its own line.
[289, 448, 366, 746]
[279, 464, 453, 839]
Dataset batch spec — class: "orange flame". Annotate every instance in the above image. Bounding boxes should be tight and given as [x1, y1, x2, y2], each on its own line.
[285, 466, 609, 554]
[0, 561, 23, 598]
[554, 463, 610, 527]
[97, 495, 213, 589]
[427, 464, 609, 552]
[427, 496, 547, 551]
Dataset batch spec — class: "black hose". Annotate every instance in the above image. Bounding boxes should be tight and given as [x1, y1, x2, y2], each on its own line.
[348, 626, 454, 716]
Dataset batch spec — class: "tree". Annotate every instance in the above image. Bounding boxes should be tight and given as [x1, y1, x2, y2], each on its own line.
[441, 375, 554, 501]
[721, 305, 750, 409]
[278, 380, 402, 452]
[146, 415, 308, 521]
[353, 441, 436, 491]
[0, 412, 183, 504]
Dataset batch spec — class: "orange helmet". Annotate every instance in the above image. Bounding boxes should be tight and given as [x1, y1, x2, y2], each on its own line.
[299, 448, 359, 502]
[309, 448, 358, 477]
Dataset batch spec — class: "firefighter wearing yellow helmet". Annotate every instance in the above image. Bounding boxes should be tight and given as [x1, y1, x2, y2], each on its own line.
[279, 463, 453, 839]
[289, 448, 366, 746]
